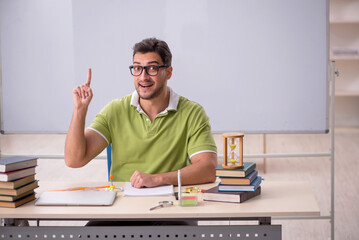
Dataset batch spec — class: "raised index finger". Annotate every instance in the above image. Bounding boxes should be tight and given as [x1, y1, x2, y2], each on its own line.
[86, 68, 92, 86]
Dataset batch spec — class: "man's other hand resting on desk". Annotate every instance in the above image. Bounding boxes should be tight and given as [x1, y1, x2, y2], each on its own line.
[64, 38, 218, 188]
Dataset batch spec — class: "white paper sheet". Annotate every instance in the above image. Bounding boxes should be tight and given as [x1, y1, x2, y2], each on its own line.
[123, 182, 174, 197]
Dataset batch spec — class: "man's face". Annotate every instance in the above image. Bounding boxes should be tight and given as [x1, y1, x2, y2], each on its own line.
[133, 52, 172, 100]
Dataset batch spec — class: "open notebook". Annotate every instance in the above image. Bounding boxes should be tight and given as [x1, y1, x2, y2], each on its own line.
[35, 190, 116, 206]
[123, 182, 174, 197]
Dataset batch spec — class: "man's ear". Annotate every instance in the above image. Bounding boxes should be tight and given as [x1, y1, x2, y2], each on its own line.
[166, 66, 173, 80]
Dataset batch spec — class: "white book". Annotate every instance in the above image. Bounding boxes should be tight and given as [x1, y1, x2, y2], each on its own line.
[0, 167, 36, 181]
[0, 156, 37, 172]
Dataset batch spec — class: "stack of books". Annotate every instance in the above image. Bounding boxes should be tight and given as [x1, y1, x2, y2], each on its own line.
[0, 156, 38, 208]
[203, 162, 262, 203]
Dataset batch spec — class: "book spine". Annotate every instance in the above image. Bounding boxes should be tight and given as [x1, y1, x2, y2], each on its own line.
[245, 163, 256, 176]
[248, 170, 258, 183]
[252, 177, 262, 190]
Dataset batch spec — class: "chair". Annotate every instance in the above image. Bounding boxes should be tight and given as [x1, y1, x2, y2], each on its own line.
[106, 145, 112, 180]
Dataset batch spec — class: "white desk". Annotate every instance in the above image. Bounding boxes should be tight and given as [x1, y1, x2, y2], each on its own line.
[0, 181, 320, 240]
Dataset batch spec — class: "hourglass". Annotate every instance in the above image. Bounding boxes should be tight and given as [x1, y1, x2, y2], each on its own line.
[222, 132, 244, 169]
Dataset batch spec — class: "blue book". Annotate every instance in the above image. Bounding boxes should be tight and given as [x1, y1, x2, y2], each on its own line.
[218, 176, 262, 192]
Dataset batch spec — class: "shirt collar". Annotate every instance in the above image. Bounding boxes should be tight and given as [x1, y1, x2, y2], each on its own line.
[130, 87, 180, 114]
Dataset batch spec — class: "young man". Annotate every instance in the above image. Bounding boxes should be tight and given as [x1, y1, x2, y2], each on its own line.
[65, 38, 217, 188]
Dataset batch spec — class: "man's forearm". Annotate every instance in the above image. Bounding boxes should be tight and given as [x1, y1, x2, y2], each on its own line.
[64, 108, 88, 167]
[130, 153, 217, 188]
[157, 153, 218, 186]
[175, 160, 216, 186]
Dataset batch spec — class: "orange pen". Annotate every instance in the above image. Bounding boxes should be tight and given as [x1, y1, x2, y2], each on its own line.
[48, 186, 110, 192]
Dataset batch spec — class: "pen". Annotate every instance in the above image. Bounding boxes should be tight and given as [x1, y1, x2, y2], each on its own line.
[178, 170, 182, 204]
[48, 186, 110, 191]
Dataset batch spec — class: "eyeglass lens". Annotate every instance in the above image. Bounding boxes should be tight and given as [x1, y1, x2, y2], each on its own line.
[131, 65, 160, 76]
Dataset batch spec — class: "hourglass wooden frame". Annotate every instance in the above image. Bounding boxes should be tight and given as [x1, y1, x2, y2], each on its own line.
[222, 132, 244, 169]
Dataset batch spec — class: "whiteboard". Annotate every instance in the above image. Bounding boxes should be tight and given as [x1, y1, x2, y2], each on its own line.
[0, 0, 329, 133]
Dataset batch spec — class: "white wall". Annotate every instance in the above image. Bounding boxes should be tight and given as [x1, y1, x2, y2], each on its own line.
[0, 0, 329, 133]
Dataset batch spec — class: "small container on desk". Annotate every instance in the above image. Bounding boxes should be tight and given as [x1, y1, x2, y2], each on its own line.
[179, 192, 198, 206]
[178, 170, 198, 206]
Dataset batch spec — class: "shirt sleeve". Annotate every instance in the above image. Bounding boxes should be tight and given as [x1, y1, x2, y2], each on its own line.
[88, 102, 113, 145]
[187, 104, 217, 159]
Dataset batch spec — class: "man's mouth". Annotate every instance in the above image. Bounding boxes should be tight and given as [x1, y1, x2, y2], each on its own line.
[139, 82, 154, 89]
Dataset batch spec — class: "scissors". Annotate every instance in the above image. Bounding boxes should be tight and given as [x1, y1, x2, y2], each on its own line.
[149, 201, 174, 211]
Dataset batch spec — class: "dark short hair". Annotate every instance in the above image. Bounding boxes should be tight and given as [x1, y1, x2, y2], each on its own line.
[133, 38, 172, 66]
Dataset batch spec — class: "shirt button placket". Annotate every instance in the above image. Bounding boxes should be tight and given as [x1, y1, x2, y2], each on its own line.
[146, 118, 151, 130]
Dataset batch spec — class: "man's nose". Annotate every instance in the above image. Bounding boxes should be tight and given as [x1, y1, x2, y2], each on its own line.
[139, 67, 149, 79]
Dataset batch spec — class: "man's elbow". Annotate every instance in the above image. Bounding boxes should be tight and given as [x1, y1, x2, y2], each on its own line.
[64, 155, 85, 168]
[201, 153, 218, 183]
[206, 158, 218, 183]
[206, 172, 217, 183]
[211, 156, 219, 169]
[64, 158, 76, 168]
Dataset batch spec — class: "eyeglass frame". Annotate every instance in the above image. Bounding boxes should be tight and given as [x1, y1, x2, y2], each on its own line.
[129, 64, 169, 76]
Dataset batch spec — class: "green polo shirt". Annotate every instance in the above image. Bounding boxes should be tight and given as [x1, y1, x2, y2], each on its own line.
[89, 88, 217, 181]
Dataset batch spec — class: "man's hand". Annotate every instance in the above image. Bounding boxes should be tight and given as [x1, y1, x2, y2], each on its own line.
[129, 152, 217, 188]
[73, 68, 93, 110]
[130, 170, 160, 188]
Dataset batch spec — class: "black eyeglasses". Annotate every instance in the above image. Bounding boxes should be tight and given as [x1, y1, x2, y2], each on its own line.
[129, 65, 168, 76]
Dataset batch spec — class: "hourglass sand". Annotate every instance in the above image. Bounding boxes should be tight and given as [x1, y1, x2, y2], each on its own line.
[222, 132, 244, 169]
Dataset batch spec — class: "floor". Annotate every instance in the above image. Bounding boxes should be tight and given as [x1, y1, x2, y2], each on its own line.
[0, 128, 358, 239]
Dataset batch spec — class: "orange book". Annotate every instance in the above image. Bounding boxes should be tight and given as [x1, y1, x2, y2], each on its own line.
[219, 170, 258, 185]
